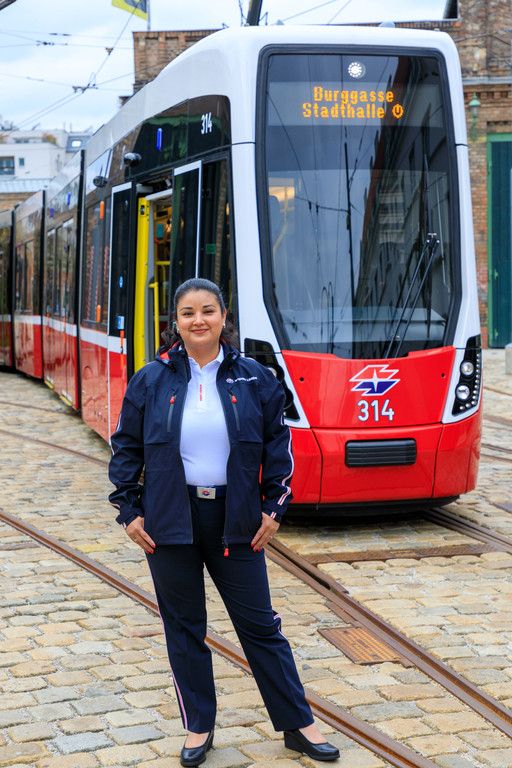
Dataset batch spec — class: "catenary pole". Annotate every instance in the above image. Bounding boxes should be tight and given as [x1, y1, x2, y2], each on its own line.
[247, 0, 263, 25]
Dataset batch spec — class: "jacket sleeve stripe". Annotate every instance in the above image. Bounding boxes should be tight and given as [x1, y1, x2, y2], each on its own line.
[277, 431, 294, 506]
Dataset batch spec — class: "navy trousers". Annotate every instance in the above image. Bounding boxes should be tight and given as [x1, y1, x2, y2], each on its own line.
[146, 495, 314, 733]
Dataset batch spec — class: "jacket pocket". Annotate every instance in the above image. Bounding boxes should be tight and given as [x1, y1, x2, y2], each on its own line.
[238, 441, 263, 472]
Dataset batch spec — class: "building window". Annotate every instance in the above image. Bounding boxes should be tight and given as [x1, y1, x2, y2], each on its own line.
[19, 157, 25, 167]
[0, 157, 15, 175]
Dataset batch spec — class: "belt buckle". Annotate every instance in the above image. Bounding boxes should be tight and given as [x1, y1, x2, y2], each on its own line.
[197, 486, 216, 499]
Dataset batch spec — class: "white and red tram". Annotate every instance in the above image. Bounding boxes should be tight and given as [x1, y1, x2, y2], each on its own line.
[0, 25, 482, 512]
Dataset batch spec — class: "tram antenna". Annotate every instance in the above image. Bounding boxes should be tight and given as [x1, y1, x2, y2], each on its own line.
[247, 0, 264, 25]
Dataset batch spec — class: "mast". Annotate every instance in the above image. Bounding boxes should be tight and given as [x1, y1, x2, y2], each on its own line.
[247, 0, 263, 26]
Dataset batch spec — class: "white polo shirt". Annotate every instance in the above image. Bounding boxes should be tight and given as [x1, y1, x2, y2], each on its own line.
[180, 346, 231, 486]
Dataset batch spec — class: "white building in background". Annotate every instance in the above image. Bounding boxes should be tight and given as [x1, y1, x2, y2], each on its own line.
[0, 127, 91, 208]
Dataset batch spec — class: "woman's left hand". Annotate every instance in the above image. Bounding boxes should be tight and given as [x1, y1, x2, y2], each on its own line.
[251, 514, 280, 551]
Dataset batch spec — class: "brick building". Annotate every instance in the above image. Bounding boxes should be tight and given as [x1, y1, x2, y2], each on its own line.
[397, 0, 512, 347]
[131, 1, 511, 346]
[132, 29, 218, 92]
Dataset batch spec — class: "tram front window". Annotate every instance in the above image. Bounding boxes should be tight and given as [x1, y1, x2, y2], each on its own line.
[262, 52, 457, 358]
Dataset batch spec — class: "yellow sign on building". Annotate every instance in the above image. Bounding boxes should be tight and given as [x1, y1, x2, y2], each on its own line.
[112, 0, 148, 21]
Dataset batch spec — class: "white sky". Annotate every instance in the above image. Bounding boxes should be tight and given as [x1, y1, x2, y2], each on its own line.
[0, 0, 447, 132]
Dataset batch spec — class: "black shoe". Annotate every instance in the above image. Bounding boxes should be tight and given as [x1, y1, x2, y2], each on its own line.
[284, 729, 340, 761]
[180, 730, 214, 767]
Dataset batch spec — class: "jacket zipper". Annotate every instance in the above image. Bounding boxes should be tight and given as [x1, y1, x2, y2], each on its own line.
[167, 392, 176, 432]
[166, 379, 193, 544]
[218, 376, 239, 557]
[229, 391, 240, 432]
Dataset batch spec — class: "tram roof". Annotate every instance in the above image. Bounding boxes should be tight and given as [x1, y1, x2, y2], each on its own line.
[85, 24, 462, 166]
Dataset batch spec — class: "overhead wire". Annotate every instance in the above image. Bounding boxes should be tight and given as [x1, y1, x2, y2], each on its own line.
[280, 0, 345, 22]
[3, 1, 143, 129]
[327, 0, 354, 24]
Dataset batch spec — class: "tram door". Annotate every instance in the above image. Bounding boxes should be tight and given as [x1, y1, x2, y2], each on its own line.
[134, 190, 173, 370]
[134, 157, 235, 372]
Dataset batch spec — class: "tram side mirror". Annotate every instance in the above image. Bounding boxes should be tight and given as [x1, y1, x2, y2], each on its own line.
[123, 152, 142, 168]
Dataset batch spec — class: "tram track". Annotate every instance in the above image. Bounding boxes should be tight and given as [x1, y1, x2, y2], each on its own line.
[0, 424, 511, 740]
[0, 508, 436, 768]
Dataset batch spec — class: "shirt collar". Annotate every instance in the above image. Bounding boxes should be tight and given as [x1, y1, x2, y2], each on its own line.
[188, 345, 224, 372]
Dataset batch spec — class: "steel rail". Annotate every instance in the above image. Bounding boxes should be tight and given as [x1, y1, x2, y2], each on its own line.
[0, 399, 70, 414]
[1, 427, 511, 735]
[0, 508, 436, 768]
[0, 427, 107, 466]
[267, 539, 512, 738]
[424, 508, 512, 555]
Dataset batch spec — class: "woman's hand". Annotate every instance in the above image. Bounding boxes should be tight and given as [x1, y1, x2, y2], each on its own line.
[125, 517, 156, 554]
[251, 514, 280, 552]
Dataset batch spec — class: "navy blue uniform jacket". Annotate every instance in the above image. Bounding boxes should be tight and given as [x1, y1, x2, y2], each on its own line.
[108, 343, 293, 546]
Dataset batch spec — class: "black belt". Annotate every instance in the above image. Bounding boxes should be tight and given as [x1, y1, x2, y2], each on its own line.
[187, 485, 227, 500]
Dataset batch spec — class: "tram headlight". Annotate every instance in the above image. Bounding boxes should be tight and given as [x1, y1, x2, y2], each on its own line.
[456, 384, 471, 401]
[460, 361, 475, 377]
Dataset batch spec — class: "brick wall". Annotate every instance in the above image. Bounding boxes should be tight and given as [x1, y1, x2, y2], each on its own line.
[399, 0, 512, 346]
[0, 191, 33, 211]
[133, 29, 218, 91]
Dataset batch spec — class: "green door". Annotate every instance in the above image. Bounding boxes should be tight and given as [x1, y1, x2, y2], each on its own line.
[488, 136, 512, 347]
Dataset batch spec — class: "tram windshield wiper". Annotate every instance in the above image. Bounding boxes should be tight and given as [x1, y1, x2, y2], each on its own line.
[383, 232, 441, 358]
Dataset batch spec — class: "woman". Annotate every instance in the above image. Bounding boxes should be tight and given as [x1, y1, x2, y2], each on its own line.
[109, 278, 339, 766]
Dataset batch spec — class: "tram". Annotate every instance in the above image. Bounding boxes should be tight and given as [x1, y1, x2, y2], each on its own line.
[0, 24, 482, 511]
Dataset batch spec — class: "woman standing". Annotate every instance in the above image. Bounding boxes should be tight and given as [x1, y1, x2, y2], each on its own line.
[109, 278, 339, 766]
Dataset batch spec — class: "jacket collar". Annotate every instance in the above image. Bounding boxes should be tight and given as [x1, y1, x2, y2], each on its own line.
[156, 342, 239, 372]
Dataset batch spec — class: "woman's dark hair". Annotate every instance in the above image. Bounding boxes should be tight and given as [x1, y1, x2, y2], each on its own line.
[161, 277, 239, 349]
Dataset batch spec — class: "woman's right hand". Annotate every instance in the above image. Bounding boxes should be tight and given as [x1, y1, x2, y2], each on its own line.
[125, 517, 156, 554]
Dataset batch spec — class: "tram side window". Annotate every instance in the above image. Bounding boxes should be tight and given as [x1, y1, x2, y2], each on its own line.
[63, 220, 76, 324]
[170, 169, 198, 290]
[45, 230, 56, 316]
[109, 191, 130, 338]
[15, 240, 36, 313]
[198, 159, 237, 323]
[82, 200, 111, 327]
[55, 226, 65, 317]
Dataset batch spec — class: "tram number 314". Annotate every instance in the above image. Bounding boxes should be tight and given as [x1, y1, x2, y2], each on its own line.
[357, 399, 395, 422]
[201, 112, 213, 134]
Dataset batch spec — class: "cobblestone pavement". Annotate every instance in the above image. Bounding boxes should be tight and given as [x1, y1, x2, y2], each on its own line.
[0, 350, 511, 767]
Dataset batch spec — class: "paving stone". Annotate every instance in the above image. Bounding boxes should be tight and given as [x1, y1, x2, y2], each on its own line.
[123, 672, 171, 690]
[8, 722, 55, 742]
[71, 694, 129, 715]
[68, 641, 114, 655]
[103, 709, 154, 727]
[434, 757, 477, 768]
[52, 732, 113, 753]
[376, 717, 434, 739]
[478, 750, 512, 767]
[459, 729, 511, 750]
[46, 671, 94, 686]
[0, 709, 31, 728]
[350, 701, 424, 722]
[416, 698, 466, 714]
[109, 724, 166, 744]
[38, 753, 99, 768]
[33, 685, 79, 704]
[0, 691, 36, 710]
[0, 741, 48, 766]
[94, 743, 160, 765]
[406, 734, 468, 756]
[59, 716, 104, 734]
[27, 702, 76, 721]
[424, 711, 490, 733]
